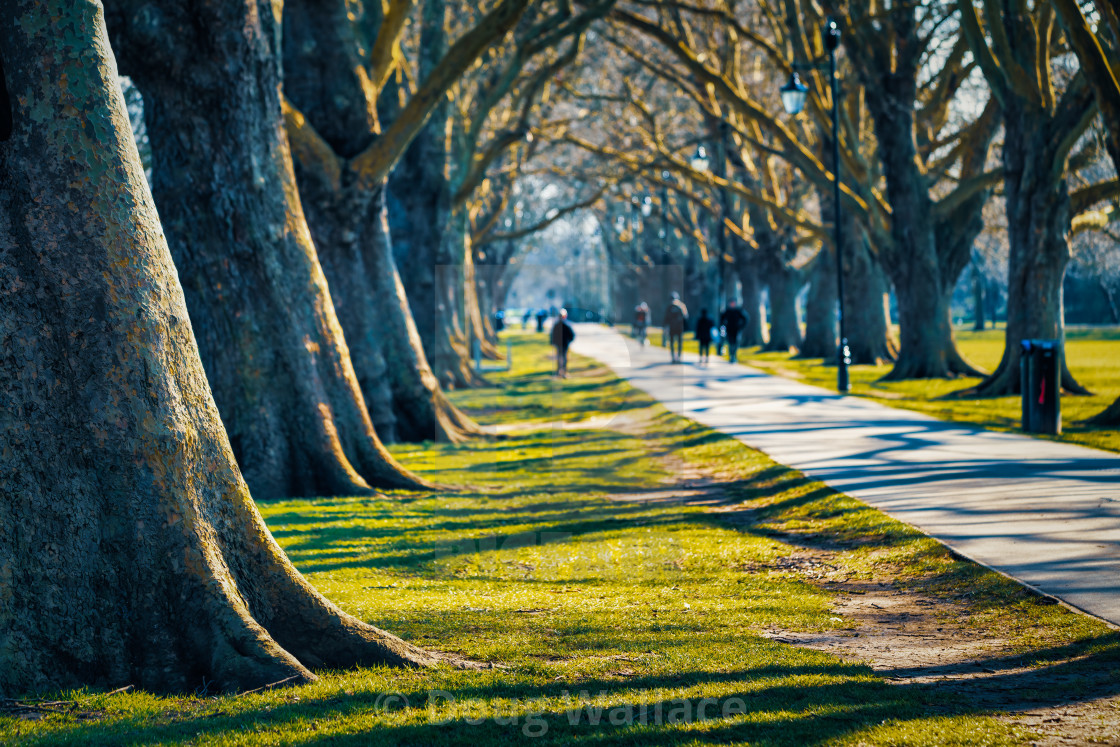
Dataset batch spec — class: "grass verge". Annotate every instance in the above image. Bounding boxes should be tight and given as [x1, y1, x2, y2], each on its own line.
[649, 325, 1120, 453]
[2, 332, 1117, 745]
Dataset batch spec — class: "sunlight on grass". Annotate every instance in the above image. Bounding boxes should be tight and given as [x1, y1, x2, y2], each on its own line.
[3, 331, 1115, 746]
[673, 325, 1120, 453]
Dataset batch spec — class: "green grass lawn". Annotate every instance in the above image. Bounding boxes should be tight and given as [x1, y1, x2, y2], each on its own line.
[655, 325, 1120, 453]
[3, 333, 1117, 745]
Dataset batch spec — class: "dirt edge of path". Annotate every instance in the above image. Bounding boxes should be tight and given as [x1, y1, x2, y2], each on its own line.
[623, 437, 1120, 746]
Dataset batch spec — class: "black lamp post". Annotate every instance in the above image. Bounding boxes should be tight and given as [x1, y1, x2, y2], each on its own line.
[660, 169, 671, 260]
[780, 17, 850, 393]
[690, 144, 713, 311]
[629, 196, 641, 312]
[660, 171, 672, 346]
[639, 193, 652, 307]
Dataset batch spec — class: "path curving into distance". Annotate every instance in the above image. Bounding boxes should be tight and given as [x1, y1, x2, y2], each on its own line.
[572, 324, 1120, 626]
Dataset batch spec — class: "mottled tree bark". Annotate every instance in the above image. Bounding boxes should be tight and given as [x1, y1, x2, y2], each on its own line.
[105, 0, 427, 497]
[0, 0, 432, 696]
[864, 90, 978, 380]
[846, 237, 898, 365]
[736, 251, 766, 347]
[972, 259, 987, 331]
[460, 234, 498, 361]
[842, 6, 983, 381]
[282, 0, 486, 441]
[389, 137, 446, 363]
[799, 249, 837, 359]
[760, 236, 804, 353]
[389, 0, 471, 386]
[1053, 0, 1120, 419]
[367, 193, 485, 439]
[802, 186, 897, 364]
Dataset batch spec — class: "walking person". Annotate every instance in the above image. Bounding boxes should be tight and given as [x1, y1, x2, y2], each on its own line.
[663, 292, 689, 363]
[633, 302, 649, 345]
[719, 300, 748, 363]
[695, 309, 715, 366]
[551, 308, 575, 378]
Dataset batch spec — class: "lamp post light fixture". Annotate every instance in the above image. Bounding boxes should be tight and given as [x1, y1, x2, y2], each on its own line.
[779, 72, 809, 118]
[690, 145, 710, 173]
[780, 16, 850, 393]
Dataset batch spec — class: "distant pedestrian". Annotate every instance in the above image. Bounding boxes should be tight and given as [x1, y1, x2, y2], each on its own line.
[551, 309, 575, 378]
[522, 308, 533, 329]
[695, 309, 715, 365]
[633, 302, 649, 345]
[535, 308, 547, 333]
[663, 292, 689, 363]
[720, 301, 748, 362]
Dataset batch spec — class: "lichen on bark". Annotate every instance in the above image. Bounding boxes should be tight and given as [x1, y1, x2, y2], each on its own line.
[0, 0, 431, 696]
[103, 0, 429, 496]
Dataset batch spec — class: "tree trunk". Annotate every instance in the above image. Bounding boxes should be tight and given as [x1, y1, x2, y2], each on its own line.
[388, 148, 491, 388]
[477, 265, 498, 345]
[801, 186, 897, 363]
[1088, 395, 1120, 425]
[278, 0, 398, 442]
[0, 0, 432, 696]
[288, 167, 402, 442]
[105, 0, 427, 498]
[384, 0, 498, 377]
[429, 210, 490, 388]
[736, 250, 766, 347]
[365, 193, 487, 440]
[882, 259, 960, 380]
[761, 248, 804, 353]
[845, 237, 899, 365]
[971, 99, 1089, 396]
[386, 0, 480, 383]
[462, 237, 501, 360]
[281, 0, 484, 442]
[843, 10, 981, 381]
[973, 261, 987, 331]
[873, 145, 976, 379]
[388, 140, 446, 365]
[799, 249, 837, 359]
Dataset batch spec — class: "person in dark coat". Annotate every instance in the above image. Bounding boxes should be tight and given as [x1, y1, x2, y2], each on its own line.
[719, 300, 748, 362]
[633, 302, 649, 345]
[695, 309, 715, 365]
[663, 292, 689, 363]
[551, 309, 576, 378]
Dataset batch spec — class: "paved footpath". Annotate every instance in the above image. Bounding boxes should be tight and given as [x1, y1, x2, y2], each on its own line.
[572, 324, 1120, 626]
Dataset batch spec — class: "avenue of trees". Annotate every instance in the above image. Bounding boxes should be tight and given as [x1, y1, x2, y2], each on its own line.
[1, 0, 1119, 695]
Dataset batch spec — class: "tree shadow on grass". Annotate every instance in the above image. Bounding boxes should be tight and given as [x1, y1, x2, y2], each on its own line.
[28, 635, 1120, 746]
[287, 509, 696, 574]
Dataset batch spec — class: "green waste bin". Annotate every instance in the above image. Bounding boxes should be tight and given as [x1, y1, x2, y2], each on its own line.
[1020, 339, 1061, 435]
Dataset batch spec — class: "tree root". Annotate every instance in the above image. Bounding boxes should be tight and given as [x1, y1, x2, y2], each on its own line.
[962, 353, 1091, 398]
[1086, 395, 1120, 425]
